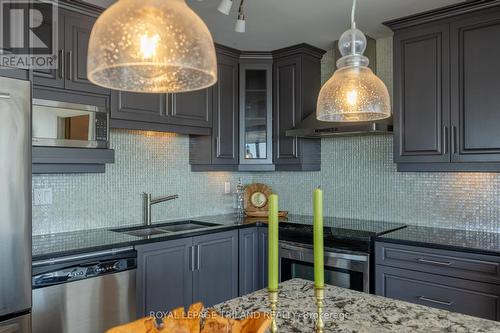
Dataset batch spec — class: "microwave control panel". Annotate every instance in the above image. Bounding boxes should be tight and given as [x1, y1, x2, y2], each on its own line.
[95, 112, 108, 142]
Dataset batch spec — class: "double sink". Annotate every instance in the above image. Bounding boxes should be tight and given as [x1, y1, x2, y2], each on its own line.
[111, 220, 217, 237]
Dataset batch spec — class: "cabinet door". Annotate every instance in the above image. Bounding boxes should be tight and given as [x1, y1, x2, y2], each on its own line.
[32, 11, 65, 88]
[376, 265, 500, 321]
[136, 238, 193, 317]
[212, 54, 239, 165]
[258, 227, 268, 290]
[450, 9, 500, 162]
[168, 89, 212, 128]
[239, 64, 273, 166]
[111, 91, 168, 123]
[393, 24, 450, 163]
[193, 230, 238, 307]
[273, 56, 302, 166]
[239, 228, 259, 296]
[64, 11, 109, 94]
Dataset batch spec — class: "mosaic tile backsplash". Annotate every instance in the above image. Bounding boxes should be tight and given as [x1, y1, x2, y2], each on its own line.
[32, 37, 500, 235]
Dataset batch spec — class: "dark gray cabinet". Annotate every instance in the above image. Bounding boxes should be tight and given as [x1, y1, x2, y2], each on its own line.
[239, 228, 260, 296]
[136, 230, 238, 316]
[387, 2, 500, 172]
[257, 227, 268, 290]
[190, 46, 240, 170]
[450, 9, 500, 163]
[272, 45, 324, 171]
[193, 231, 238, 306]
[33, 9, 108, 95]
[393, 23, 450, 164]
[375, 241, 500, 320]
[191, 44, 325, 172]
[136, 238, 193, 317]
[110, 89, 212, 135]
[63, 10, 108, 94]
[238, 227, 269, 296]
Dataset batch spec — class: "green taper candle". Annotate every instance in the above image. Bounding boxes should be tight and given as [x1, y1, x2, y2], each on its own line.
[268, 194, 279, 291]
[313, 187, 324, 288]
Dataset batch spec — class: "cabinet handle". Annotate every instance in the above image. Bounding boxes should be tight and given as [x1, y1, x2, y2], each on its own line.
[190, 245, 195, 271]
[67, 51, 72, 81]
[451, 126, 458, 154]
[418, 296, 453, 306]
[196, 245, 201, 270]
[58, 49, 64, 79]
[417, 258, 452, 266]
[443, 126, 449, 155]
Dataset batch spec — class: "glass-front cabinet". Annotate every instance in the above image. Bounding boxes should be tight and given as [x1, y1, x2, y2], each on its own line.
[239, 62, 273, 169]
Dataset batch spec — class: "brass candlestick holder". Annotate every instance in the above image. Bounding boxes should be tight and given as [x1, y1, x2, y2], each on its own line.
[268, 289, 278, 333]
[314, 287, 325, 333]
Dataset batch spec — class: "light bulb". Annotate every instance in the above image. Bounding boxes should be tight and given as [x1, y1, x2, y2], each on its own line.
[139, 34, 160, 59]
[218, 0, 233, 15]
[87, 0, 217, 93]
[346, 90, 358, 106]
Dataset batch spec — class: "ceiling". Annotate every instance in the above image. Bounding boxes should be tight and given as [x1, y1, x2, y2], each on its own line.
[85, 0, 465, 51]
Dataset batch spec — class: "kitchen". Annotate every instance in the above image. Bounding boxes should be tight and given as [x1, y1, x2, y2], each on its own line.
[2, 0, 500, 332]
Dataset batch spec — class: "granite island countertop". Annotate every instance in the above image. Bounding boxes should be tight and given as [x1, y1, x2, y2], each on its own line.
[212, 279, 500, 333]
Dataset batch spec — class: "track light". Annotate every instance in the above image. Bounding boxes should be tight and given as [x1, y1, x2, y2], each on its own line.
[235, 12, 245, 32]
[218, 0, 233, 15]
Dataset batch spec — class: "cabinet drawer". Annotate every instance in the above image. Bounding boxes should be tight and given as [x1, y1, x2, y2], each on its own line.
[376, 265, 500, 320]
[376, 242, 500, 285]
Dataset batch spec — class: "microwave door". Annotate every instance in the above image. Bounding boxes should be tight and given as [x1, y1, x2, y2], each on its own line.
[32, 99, 108, 149]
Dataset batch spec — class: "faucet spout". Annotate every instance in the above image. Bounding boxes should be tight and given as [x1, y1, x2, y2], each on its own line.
[143, 193, 179, 226]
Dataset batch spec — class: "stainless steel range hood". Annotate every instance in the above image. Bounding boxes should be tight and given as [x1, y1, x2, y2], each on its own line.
[285, 113, 393, 138]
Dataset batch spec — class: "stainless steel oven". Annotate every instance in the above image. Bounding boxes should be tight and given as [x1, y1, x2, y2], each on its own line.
[279, 240, 369, 292]
[32, 99, 109, 149]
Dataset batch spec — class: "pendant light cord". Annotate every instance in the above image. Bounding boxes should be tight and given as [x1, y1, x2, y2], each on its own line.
[238, 0, 245, 15]
[351, 0, 357, 29]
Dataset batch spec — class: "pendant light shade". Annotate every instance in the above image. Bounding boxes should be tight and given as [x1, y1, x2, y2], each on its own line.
[317, 0, 391, 122]
[87, 0, 217, 93]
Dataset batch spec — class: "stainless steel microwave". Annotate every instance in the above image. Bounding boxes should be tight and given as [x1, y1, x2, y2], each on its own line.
[32, 99, 109, 148]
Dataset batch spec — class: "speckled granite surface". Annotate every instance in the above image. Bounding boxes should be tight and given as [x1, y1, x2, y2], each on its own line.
[378, 225, 500, 255]
[213, 279, 500, 333]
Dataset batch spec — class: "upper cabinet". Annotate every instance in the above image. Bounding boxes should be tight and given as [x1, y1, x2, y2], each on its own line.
[190, 46, 240, 170]
[190, 44, 325, 172]
[33, 9, 109, 95]
[272, 45, 324, 171]
[387, 2, 500, 172]
[239, 56, 274, 170]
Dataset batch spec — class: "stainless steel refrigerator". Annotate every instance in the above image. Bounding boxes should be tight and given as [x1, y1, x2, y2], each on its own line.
[0, 76, 32, 333]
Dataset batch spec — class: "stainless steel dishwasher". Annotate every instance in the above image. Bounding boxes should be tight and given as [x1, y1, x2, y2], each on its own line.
[32, 248, 137, 333]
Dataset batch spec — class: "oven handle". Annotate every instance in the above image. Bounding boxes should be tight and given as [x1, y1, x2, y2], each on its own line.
[279, 241, 368, 262]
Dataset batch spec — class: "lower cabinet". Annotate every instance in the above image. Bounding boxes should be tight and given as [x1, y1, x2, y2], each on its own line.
[375, 242, 500, 321]
[193, 231, 238, 307]
[238, 227, 268, 296]
[136, 230, 238, 317]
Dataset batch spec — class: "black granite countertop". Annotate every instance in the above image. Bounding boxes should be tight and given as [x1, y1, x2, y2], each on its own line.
[32, 214, 406, 261]
[377, 225, 500, 256]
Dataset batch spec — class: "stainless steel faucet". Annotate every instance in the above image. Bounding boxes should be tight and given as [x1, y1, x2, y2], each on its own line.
[143, 193, 179, 226]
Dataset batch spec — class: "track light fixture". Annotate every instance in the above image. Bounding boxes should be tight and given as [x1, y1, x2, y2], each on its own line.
[235, 0, 245, 32]
[218, 0, 233, 15]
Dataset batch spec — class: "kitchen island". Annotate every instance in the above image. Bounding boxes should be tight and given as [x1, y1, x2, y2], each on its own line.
[212, 279, 500, 333]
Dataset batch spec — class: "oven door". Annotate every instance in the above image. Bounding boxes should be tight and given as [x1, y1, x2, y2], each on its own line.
[279, 241, 369, 292]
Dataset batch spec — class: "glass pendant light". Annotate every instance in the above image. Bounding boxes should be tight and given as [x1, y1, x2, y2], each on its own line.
[317, 0, 391, 122]
[87, 0, 217, 93]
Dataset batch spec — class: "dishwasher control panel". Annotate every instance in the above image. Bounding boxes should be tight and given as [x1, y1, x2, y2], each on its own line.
[33, 256, 136, 288]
